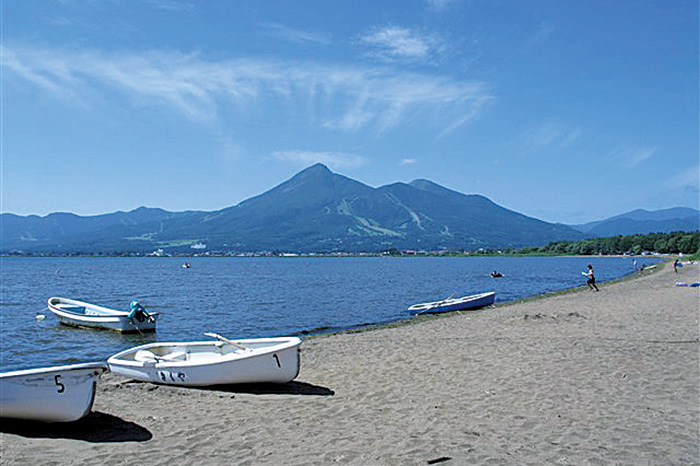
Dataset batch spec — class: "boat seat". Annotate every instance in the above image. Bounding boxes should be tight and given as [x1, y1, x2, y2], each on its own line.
[134, 350, 188, 362]
[134, 350, 158, 362]
[161, 351, 188, 361]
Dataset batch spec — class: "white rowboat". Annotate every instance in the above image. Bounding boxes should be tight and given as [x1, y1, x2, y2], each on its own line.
[48, 297, 158, 333]
[408, 291, 496, 315]
[0, 362, 108, 422]
[107, 334, 302, 387]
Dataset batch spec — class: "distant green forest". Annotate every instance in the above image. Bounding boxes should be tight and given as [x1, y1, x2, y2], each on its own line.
[513, 231, 700, 256]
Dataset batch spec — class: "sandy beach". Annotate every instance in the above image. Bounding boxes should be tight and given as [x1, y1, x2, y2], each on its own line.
[2, 261, 698, 465]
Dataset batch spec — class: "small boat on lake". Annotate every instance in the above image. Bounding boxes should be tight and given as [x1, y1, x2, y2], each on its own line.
[408, 291, 496, 315]
[48, 297, 158, 333]
[107, 333, 302, 387]
[0, 362, 108, 422]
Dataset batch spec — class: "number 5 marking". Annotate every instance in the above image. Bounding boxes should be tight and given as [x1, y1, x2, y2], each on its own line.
[54, 375, 65, 393]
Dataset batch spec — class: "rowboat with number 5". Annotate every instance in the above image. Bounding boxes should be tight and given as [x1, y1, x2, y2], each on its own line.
[107, 334, 302, 387]
[0, 362, 108, 422]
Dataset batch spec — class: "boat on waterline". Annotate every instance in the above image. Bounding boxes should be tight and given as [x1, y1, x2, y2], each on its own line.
[107, 334, 302, 387]
[0, 362, 108, 422]
[676, 281, 700, 287]
[408, 291, 496, 315]
[48, 297, 158, 333]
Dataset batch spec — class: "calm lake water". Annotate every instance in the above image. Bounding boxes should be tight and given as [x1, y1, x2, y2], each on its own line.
[0, 256, 657, 371]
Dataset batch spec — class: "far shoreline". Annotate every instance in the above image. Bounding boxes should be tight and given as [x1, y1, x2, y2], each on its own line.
[0, 252, 671, 259]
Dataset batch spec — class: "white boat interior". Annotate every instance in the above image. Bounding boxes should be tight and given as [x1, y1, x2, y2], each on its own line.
[118, 339, 290, 364]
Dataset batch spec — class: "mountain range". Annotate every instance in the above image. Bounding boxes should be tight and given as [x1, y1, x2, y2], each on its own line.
[1, 164, 697, 254]
[572, 207, 700, 237]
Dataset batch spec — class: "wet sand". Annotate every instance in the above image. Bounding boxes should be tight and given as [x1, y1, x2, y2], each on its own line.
[2, 261, 698, 465]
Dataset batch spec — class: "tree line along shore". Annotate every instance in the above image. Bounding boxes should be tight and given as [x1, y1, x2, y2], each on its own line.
[514, 230, 699, 257]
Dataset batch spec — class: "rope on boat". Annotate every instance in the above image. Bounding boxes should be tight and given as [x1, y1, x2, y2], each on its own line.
[130, 318, 145, 335]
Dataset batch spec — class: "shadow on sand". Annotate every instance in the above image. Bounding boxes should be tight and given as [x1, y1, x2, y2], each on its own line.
[0, 411, 152, 443]
[119, 379, 335, 396]
[202, 380, 335, 396]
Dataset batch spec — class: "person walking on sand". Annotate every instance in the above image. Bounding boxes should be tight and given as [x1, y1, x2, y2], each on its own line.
[673, 259, 680, 273]
[582, 264, 599, 291]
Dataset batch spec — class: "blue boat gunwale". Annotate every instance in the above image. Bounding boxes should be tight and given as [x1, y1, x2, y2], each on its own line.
[49, 297, 130, 318]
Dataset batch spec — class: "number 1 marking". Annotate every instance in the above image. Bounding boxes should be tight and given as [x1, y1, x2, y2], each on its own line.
[272, 354, 281, 368]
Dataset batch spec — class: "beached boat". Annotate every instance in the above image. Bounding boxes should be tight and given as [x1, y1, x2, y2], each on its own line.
[0, 362, 108, 422]
[408, 291, 496, 315]
[676, 281, 700, 287]
[48, 297, 158, 333]
[107, 334, 302, 386]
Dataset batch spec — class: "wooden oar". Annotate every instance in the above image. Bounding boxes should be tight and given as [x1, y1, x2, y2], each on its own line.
[204, 332, 248, 350]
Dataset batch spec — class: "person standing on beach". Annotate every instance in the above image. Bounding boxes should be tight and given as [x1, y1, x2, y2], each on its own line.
[673, 259, 680, 273]
[583, 264, 599, 291]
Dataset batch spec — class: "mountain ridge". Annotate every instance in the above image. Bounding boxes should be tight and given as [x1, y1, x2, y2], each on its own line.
[572, 207, 699, 236]
[3, 164, 694, 254]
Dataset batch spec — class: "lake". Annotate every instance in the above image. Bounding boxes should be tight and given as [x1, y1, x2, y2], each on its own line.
[0, 255, 657, 370]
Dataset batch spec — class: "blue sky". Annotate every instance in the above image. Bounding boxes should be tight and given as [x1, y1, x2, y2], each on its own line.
[2, 0, 697, 224]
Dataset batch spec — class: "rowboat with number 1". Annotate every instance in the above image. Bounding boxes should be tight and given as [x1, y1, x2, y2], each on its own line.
[0, 362, 108, 422]
[107, 334, 302, 387]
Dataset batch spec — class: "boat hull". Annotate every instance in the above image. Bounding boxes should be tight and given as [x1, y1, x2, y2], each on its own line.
[0, 362, 108, 422]
[108, 337, 302, 386]
[48, 297, 157, 333]
[408, 291, 496, 315]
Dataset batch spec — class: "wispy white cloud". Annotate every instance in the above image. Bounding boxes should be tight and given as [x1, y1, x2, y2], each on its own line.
[521, 120, 582, 152]
[665, 165, 700, 191]
[610, 145, 656, 168]
[427, 0, 461, 11]
[360, 26, 440, 63]
[146, 0, 195, 12]
[3, 43, 492, 133]
[217, 138, 245, 164]
[526, 22, 556, 48]
[401, 158, 418, 165]
[321, 70, 492, 133]
[260, 22, 331, 45]
[272, 150, 368, 170]
[2, 47, 71, 97]
[45, 15, 74, 27]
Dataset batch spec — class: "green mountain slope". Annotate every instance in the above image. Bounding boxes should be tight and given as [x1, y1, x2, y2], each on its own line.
[1, 164, 585, 253]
